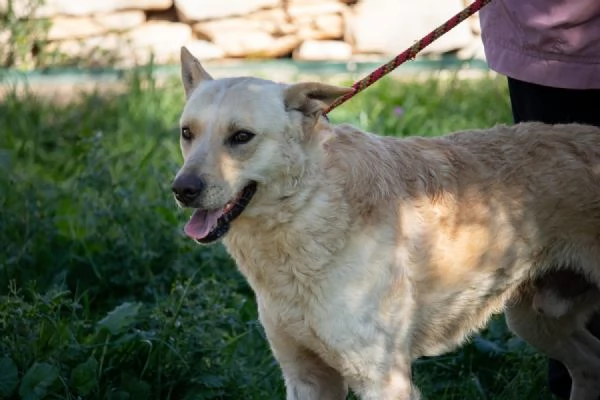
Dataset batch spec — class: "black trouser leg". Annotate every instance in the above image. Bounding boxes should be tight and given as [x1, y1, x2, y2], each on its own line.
[507, 77, 600, 126]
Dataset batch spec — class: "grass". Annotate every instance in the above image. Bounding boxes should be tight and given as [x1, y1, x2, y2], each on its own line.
[0, 65, 553, 399]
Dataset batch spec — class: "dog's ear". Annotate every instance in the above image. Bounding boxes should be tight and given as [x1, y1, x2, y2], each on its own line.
[180, 46, 213, 98]
[284, 82, 352, 118]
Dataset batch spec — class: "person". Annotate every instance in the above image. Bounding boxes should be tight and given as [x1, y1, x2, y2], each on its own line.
[479, 1, 600, 398]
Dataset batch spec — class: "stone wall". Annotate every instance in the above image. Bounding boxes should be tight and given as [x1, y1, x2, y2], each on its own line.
[1, 0, 484, 69]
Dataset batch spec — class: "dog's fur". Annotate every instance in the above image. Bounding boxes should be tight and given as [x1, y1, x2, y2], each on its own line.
[173, 47, 600, 400]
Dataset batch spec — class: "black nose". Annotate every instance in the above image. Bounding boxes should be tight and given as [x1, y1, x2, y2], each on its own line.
[172, 174, 205, 205]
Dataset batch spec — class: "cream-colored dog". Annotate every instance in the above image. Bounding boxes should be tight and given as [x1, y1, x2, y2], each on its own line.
[172, 47, 600, 400]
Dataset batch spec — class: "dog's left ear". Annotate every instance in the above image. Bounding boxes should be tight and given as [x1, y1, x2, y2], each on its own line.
[284, 82, 352, 118]
[181, 46, 213, 98]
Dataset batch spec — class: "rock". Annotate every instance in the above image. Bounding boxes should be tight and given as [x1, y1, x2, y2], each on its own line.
[296, 13, 344, 40]
[96, 11, 147, 30]
[175, 0, 279, 22]
[293, 39, 352, 60]
[146, 6, 179, 22]
[182, 39, 225, 60]
[192, 4, 343, 54]
[456, 36, 486, 60]
[0, 29, 11, 66]
[212, 29, 273, 56]
[194, 17, 300, 58]
[126, 21, 193, 64]
[283, 2, 347, 41]
[258, 35, 302, 58]
[348, 0, 475, 56]
[46, 30, 215, 68]
[193, 9, 294, 38]
[45, 33, 126, 67]
[48, 18, 103, 41]
[462, 0, 481, 34]
[48, 11, 146, 41]
[2, 0, 172, 18]
[209, 29, 300, 58]
[0, 29, 10, 46]
[284, 1, 346, 17]
[246, 9, 296, 35]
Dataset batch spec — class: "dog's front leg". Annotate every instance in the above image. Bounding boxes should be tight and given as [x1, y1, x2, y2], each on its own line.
[259, 303, 347, 400]
[348, 363, 419, 400]
[278, 346, 348, 400]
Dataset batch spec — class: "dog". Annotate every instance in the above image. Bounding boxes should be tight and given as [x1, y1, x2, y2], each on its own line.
[172, 46, 600, 400]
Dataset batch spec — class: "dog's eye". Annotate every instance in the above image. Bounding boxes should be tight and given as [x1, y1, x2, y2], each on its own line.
[228, 130, 255, 145]
[181, 127, 192, 141]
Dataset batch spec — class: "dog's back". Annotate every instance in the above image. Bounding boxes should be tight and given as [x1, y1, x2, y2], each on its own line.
[321, 121, 600, 358]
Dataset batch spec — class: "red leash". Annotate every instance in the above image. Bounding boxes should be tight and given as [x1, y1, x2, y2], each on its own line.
[324, 0, 492, 114]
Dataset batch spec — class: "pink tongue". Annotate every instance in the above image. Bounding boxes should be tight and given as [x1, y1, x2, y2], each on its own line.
[184, 209, 224, 240]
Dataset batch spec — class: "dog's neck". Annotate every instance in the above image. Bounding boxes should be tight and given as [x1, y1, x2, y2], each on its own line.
[223, 130, 355, 294]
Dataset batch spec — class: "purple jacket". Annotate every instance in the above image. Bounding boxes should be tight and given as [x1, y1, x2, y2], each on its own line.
[479, 0, 600, 89]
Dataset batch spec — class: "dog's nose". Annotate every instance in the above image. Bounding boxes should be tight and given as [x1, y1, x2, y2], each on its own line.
[172, 174, 205, 205]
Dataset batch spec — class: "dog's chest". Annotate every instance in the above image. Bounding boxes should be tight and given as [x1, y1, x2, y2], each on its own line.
[225, 229, 341, 354]
[225, 223, 407, 366]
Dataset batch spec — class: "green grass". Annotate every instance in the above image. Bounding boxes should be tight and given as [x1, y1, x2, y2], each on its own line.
[0, 67, 553, 399]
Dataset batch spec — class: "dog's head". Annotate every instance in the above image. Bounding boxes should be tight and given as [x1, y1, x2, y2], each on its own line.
[172, 47, 351, 244]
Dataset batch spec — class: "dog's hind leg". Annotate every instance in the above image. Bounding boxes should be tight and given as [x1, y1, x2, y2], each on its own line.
[505, 292, 600, 400]
[565, 329, 600, 400]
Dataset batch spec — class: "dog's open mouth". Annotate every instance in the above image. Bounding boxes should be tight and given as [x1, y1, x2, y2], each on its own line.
[184, 182, 257, 244]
